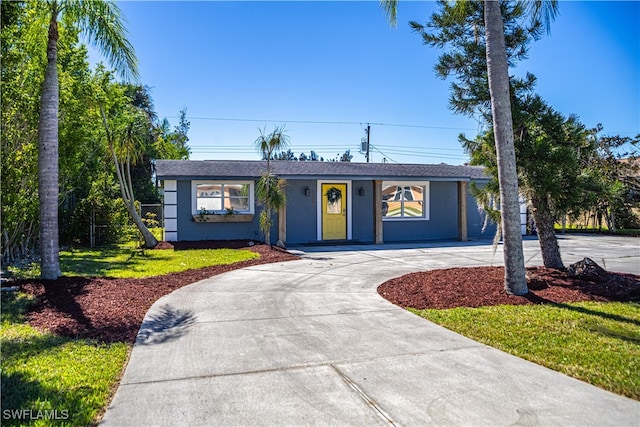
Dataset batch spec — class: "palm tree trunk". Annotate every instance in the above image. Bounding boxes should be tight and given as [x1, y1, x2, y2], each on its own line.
[530, 194, 564, 269]
[100, 105, 158, 248]
[38, 12, 61, 279]
[484, 0, 527, 295]
[111, 147, 158, 248]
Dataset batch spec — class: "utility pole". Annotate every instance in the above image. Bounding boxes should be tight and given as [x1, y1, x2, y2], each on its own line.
[366, 124, 370, 163]
[360, 124, 371, 162]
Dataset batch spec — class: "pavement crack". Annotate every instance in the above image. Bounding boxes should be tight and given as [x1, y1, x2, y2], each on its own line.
[331, 364, 400, 426]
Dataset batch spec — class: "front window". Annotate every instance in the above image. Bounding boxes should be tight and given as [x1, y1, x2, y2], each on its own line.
[192, 181, 253, 214]
[382, 181, 429, 220]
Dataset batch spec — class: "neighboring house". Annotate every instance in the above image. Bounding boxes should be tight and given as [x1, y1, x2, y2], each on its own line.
[156, 160, 497, 245]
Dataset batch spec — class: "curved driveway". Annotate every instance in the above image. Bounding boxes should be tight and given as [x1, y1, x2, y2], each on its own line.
[101, 235, 640, 426]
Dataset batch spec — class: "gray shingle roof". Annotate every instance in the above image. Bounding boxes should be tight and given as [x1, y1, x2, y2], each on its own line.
[156, 160, 488, 181]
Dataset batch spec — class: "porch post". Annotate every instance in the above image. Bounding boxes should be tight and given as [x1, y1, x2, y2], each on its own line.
[278, 180, 287, 244]
[458, 181, 468, 242]
[374, 180, 383, 244]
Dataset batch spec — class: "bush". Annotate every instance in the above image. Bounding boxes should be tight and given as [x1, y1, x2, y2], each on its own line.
[62, 174, 131, 247]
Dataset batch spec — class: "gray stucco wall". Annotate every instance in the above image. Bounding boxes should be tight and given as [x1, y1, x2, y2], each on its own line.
[284, 180, 318, 244]
[466, 182, 496, 239]
[351, 180, 374, 243]
[284, 180, 375, 244]
[171, 178, 492, 244]
[176, 180, 266, 242]
[382, 181, 458, 242]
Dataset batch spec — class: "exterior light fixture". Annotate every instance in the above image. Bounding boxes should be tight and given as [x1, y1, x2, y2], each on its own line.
[358, 187, 365, 197]
[305, 187, 311, 197]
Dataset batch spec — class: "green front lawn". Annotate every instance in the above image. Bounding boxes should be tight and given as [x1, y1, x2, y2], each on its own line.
[1, 293, 128, 426]
[9, 246, 259, 279]
[411, 301, 640, 400]
[1, 245, 261, 425]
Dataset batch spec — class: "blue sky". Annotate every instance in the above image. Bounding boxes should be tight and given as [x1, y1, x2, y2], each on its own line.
[94, 1, 639, 164]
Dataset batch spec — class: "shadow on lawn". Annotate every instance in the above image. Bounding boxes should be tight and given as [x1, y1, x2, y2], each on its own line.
[0, 338, 97, 427]
[524, 293, 640, 327]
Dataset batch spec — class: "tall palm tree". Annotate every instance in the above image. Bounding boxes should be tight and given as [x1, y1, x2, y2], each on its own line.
[36, 0, 138, 279]
[254, 126, 289, 245]
[380, 0, 557, 295]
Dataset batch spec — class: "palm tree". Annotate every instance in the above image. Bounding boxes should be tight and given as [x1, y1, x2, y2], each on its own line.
[254, 126, 289, 245]
[36, 0, 138, 279]
[380, 0, 557, 295]
[98, 98, 159, 249]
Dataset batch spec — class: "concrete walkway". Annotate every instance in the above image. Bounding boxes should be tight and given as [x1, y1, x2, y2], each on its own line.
[101, 234, 640, 426]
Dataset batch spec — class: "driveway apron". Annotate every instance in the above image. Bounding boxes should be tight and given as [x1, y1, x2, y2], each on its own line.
[101, 235, 640, 426]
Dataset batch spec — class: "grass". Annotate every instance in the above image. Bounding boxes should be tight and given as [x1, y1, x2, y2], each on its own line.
[1, 244, 262, 425]
[410, 301, 640, 400]
[8, 246, 259, 279]
[554, 225, 640, 236]
[1, 293, 129, 426]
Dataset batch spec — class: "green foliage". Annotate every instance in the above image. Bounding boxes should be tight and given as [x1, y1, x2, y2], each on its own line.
[1, 1, 192, 263]
[577, 132, 640, 231]
[255, 174, 287, 211]
[463, 95, 589, 221]
[255, 125, 290, 162]
[259, 210, 272, 241]
[1, 292, 129, 426]
[254, 126, 290, 244]
[154, 112, 191, 160]
[274, 148, 297, 160]
[411, 0, 543, 121]
[63, 172, 131, 246]
[142, 211, 161, 229]
[339, 149, 353, 162]
[271, 148, 352, 162]
[411, 301, 640, 399]
[1, 2, 44, 263]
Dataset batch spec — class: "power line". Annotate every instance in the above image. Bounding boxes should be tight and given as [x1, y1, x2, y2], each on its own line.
[160, 114, 478, 131]
[370, 145, 398, 163]
[191, 143, 467, 157]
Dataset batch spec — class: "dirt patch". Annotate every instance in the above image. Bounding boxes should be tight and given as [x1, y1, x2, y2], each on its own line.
[16, 242, 298, 344]
[378, 266, 640, 310]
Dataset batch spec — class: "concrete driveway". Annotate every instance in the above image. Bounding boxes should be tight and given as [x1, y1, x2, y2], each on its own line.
[101, 234, 640, 426]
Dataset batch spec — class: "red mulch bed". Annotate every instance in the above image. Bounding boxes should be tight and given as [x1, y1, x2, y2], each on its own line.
[14, 241, 298, 344]
[378, 266, 640, 310]
[9, 240, 640, 345]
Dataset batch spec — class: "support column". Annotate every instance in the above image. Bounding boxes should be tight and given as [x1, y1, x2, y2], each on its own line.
[374, 180, 383, 244]
[458, 181, 468, 242]
[278, 180, 287, 244]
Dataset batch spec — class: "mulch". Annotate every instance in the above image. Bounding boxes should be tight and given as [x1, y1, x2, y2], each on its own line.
[8, 240, 640, 344]
[13, 242, 298, 344]
[378, 266, 640, 310]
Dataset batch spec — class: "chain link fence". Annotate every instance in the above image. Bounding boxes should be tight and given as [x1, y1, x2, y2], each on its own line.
[139, 204, 164, 228]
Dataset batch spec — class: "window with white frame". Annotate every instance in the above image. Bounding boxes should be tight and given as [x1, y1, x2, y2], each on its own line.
[192, 181, 254, 214]
[381, 181, 429, 220]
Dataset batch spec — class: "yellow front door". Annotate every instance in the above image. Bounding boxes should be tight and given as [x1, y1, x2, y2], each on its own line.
[322, 183, 347, 240]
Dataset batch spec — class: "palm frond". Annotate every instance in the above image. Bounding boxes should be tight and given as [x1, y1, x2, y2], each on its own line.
[254, 125, 290, 162]
[523, 0, 559, 35]
[66, 0, 139, 81]
[379, 0, 398, 27]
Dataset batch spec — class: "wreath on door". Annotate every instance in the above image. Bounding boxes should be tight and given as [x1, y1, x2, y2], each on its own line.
[325, 187, 342, 204]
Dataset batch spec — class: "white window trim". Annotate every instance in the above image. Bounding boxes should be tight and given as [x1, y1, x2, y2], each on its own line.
[191, 180, 255, 215]
[381, 181, 430, 221]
